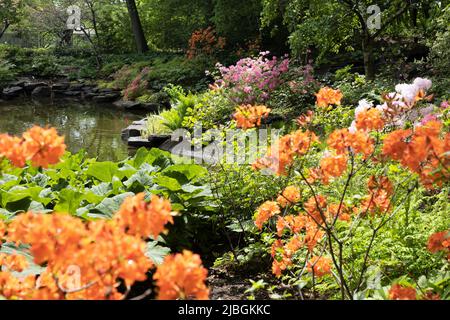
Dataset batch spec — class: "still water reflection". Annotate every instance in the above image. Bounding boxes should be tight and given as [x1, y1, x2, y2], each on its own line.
[0, 98, 144, 161]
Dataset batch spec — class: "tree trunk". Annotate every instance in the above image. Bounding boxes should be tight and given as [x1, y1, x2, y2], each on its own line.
[0, 20, 10, 40]
[362, 36, 375, 81]
[125, 0, 149, 53]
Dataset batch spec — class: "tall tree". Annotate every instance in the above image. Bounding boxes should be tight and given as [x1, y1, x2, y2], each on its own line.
[0, 0, 23, 40]
[125, 0, 149, 53]
[262, 0, 445, 80]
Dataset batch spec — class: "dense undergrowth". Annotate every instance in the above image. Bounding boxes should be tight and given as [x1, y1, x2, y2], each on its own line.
[1, 4, 449, 300]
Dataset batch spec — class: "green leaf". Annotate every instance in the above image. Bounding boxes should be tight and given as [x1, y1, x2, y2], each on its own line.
[86, 162, 120, 182]
[153, 176, 182, 191]
[162, 164, 207, 181]
[54, 189, 84, 214]
[145, 241, 171, 265]
[94, 192, 134, 218]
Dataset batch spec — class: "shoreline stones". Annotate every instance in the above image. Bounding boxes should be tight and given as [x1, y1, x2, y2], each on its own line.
[31, 86, 52, 98]
[2, 86, 24, 100]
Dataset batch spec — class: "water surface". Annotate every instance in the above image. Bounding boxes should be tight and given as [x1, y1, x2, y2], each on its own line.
[0, 98, 145, 161]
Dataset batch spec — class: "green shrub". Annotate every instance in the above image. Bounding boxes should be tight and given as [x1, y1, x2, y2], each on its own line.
[0, 60, 17, 84]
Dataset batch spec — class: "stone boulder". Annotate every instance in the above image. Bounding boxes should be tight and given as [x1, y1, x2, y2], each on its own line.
[63, 91, 82, 97]
[121, 124, 145, 141]
[113, 100, 142, 109]
[2, 86, 24, 100]
[24, 82, 48, 94]
[92, 93, 121, 103]
[31, 86, 51, 98]
[52, 83, 70, 91]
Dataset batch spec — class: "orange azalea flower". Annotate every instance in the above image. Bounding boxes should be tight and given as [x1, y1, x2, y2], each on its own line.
[307, 256, 332, 277]
[304, 195, 327, 224]
[296, 110, 314, 127]
[0, 220, 6, 239]
[389, 284, 417, 300]
[284, 235, 303, 257]
[0, 254, 29, 272]
[233, 105, 271, 130]
[3, 210, 157, 300]
[272, 259, 286, 278]
[360, 176, 393, 215]
[315, 87, 343, 108]
[21, 126, 66, 168]
[427, 231, 450, 254]
[1, 192, 207, 300]
[304, 225, 325, 252]
[382, 129, 412, 161]
[271, 235, 304, 277]
[326, 203, 352, 222]
[424, 292, 441, 300]
[383, 121, 449, 188]
[355, 108, 385, 131]
[115, 193, 174, 239]
[271, 239, 283, 258]
[277, 186, 301, 208]
[0, 271, 37, 299]
[253, 130, 318, 176]
[276, 215, 308, 237]
[327, 128, 374, 158]
[154, 250, 209, 300]
[0, 134, 26, 167]
[319, 153, 348, 183]
[254, 201, 280, 230]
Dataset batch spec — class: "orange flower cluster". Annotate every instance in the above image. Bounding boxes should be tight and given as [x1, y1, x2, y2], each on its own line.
[427, 231, 449, 259]
[277, 186, 301, 208]
[0, 254, 29, 272]
[318, 153, 348, 184]
[0, 194, 207, 300]
[0, 220, 5, 239]
[256, 194, 333, 277]
[153, 250, 209, 300]
[307, 256, 332, 277]
[382, 120, 450, 188]
[389, 284, 417, 300]
[253, 130, 318, 175]
[116, 193, 174, 239]
[327, 128, 374, 158]
[271, 236, 303, 277]
[315, 87, 343, 108]
[355, 109, 385, 132]
[233, 105, 271, 130]
[3, 212, 152, 299]
[254, 201, 280, 230]
[271, 215, 325, 278]
[304, 195, 352, 225]
[296, 110, 314, 127]
[360, 176, 394, 215]
[187, 26, 226, 59]
[0, 126, 66, 168]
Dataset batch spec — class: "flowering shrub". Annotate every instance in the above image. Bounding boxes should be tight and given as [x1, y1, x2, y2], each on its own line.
[154, 250, 209, 300]
[315, 87, 343, 109]
[233, 105, 271, 130]
[428, 231, 450, 260]
[249, 82, 449, 299]
[214, 52, 290, 104]
[123, 67, 150, 101]
[187, 27, 226, 60]
[0, 194, 209, 300]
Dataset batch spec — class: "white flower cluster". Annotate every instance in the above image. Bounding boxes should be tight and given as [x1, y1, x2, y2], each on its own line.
[395, 78, 432, 105]
[349, 78, 433, 132]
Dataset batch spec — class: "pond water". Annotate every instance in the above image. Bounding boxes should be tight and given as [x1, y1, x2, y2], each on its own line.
[0, 98, 145, 161]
